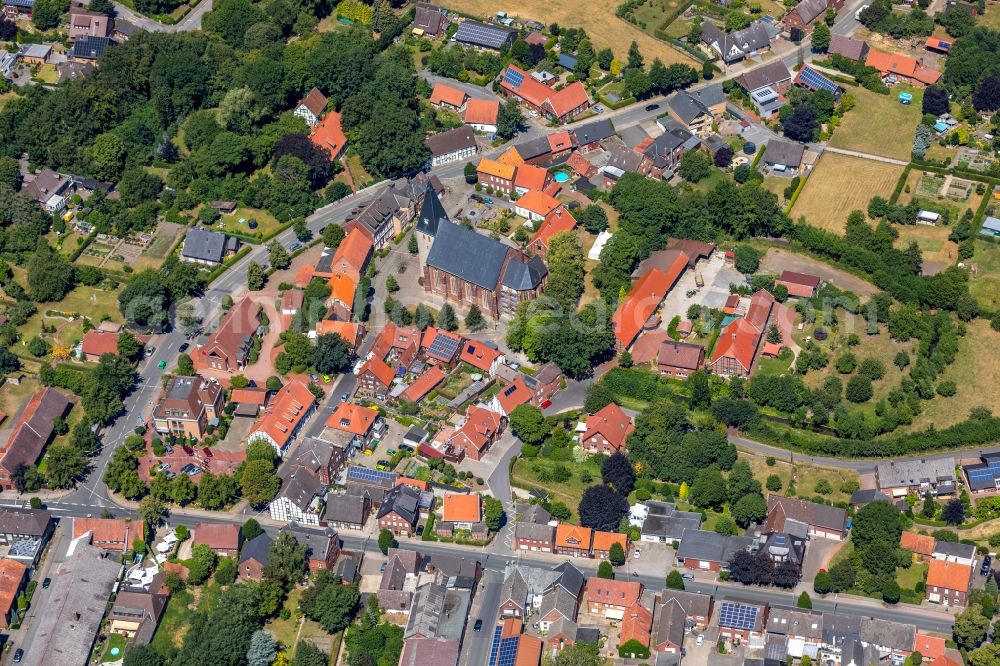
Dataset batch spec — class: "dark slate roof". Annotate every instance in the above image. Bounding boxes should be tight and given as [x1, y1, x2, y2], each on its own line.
[70, 35, 111, 60]
[849, 489, 892, 506]
[822, 612, 861, 647]
[677, 529, 752, 563]
[658, 589, 713, 619]
[668, 92, 712, 124]
[284, 525, 339, 561]
[501, 255, 547, 291]
[702, 21, 771, 62]
[933, 541, 976, 560]
[0, 508, 52, 537]
[324, 492, 370, 524]
[378, 484, 421, 525]
[239, 532, 272, 565]
[571, 119, 616, 145]
[550, 561, 585, 597]
[738, 60, 792, 92]
[182, 228, 230, 263]
[276, 470, 325, 510]
[425, 221, 509, 290]
[514, 136, 552, 160]
[557, 53, 577, 70]
[416, 182, 449, 238]
[425, 126, 476, 157]
[763, 139, 805, 165]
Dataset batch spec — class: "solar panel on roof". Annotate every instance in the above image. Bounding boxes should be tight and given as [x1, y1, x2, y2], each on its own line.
[720, 602, 759, 630]
[454, 21, 512, 49]
[503, 67, 525, 88]
[798, 67, 839, 94]
[428, 333, 460, 360]
[497, 637, 519, 666]
[489, 626, 503, 665]
[347, 466, 396, 484]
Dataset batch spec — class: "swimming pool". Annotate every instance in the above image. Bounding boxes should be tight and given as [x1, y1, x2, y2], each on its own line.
[553, 171, 571, 183]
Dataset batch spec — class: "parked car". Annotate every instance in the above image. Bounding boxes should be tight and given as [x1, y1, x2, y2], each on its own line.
[178, 342, 189, 353]
[290, 242, 302, 251]
[982, 555, 992, 576]
[42, 578, 50, 589]
[310, 374, 320, 383]
[474, 619, 483, 632]
[341, 393, 349, 401]
[182, 446, 195, 456]
[416, 525, 424, 536]
[202, 447, 213, 458]
[399, 444, 414, 453]
[13, 648, 23, 663]
[380, 562, 387, 573]
[386, 449, 396, 456]
[157, 463, 171, 472]
[634, 549, 641, 559]
[644, 103, 660, 111]
[696, 635, 704, 647]
[682, 572, 694, 581]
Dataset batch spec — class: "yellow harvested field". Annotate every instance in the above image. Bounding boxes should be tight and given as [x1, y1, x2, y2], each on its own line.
[791, 153, 904, 233]
[895, 225, 958, 268]
[439, 0, 697, 66]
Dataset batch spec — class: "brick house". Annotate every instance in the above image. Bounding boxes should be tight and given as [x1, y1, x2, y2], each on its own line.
[0, 559, 27, 628]
[458, 340, 504, 376]
[591, 531, 628, 560]
[193, 297, 262, 373]
[776, 270, 821, 298]
[580, 403, 634, 456]
[246, 380, 316, 457]
[900, 532, 935, 563]
[586, 578, 643, 618]
[441, 493, 482, 531]
[80, 328, 120, 362]
[0, 388, 72, 491]
[193, 523, 241, 557]
[499, 64, 591, 123]
[527, 206, 576, 260]
[926, 560, 972, 607]
[657, 589, 714, 630]
[447, 406, 505, 461]
[555, 524, 593, 558]
[378, 548, 421, 612]
[72, 517, 130, 552]
[476, 159, 515, 195]
[152, 376, 223, 440]
[357, 358, 395, 398]
[707, 290, 775, 377]
[514, 522, 555, 552]
[718, 600, 768, 643]
[764, 496, 848, 541]
[377, 484, 421, 536]
[326, 402, 385, 451]
[429, 82, 467, 111]
[286, 526, 340, 571]
[68, 6, 112, 40]
[239, 533, 272, 582]
[677, 531, 753, 571]
[657, 340, 705, 378]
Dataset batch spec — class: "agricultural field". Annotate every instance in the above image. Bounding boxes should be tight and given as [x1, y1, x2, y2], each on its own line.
[439, 0, 698, 66]
[132, 221, 188, 271]
[911, 319, 1000, 431]
[791, 153, 904, 233]
[828, 85, 923, 161]
[969, 240, 1000, 309]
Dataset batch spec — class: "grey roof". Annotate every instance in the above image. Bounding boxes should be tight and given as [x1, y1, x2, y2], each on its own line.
[0, 507, 52, 537]
[571, 119, 616, 145]
[284, 525, 339, 561]
[850, 489, 892, 506]
[424, 553, 479, 580]
[790, 0, 827, 24]
[538, 585, 578, 622]
[702, 21, 771, 63]
[822, 612, 861, 647]
[766, 607, 823, 639]
[933, 541, 976, 560]
[876, 458, 956, 488]
[501, 255, 547, 291]
[426, 126, 477, 157]
[352, 182, 418, 236]
[550, 561, 585, 596]
[500, 568, 528, 609]
[545, 617, 579, 640]
[426, 221, 509, 290]
[405, 580, 472, 641]
[516, 503, 551, 524]
[761, 532, 806, 567]
[453, 20, 514, 49]
[514, 135, 552, 160]
[324, 492, 370, 524]
[378, 484, 421, 526]
[276, 470, 325, 511]
[982, 216, 1000, 233]
[413, 2, 445, 35]
[617, 126, 650, 150]
[641, 503, 702, 540]
[658, 589, 712, 619]
[645, 129, 693, 168]
[739, 60, 792, 92]
[182, 228, 231, 263]
[416, 182, 449, 238]
[668, 91, 712, 124]
[677, 529, 752, 563]
[860, 617, 915, 652]
[24, 540, 121, 666]
[653, 598, 688, 648]
[239, 532, 273, 565]
[828, 35, 869, 60]
[608, 144, 645, 172]
[763, 139, 805, 166]
[515, 521, 555, 543]
[690, 83, 726, 108]
[69, 35, 111, 60]
[113, 19, 141, 36]
[18, 43, 50, 59]
[557, 53, 577, 70]
[655, 653, 681, 666]
[764, 633, 788, 662]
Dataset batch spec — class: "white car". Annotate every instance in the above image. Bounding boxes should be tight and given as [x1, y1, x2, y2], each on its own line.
[634, 549, 641, 559]
[696, 635, 705, 647]
[352, 359, 365, 375]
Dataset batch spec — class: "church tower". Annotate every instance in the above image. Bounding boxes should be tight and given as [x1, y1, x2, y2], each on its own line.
[415, 182, 449, 270]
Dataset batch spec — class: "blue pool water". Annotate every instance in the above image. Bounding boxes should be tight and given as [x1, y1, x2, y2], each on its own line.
[553, 171, 570, 183]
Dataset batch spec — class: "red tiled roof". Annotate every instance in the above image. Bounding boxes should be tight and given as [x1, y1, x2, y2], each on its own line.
[361, 357, 396, 388]
[451, 405, 502, 454]
[195, 297, 260, 371]
[498, 146, 525, 166]
[516, 190, 561, 218]
[248, 380, 316, 450]
[548, 131, 573, 152]
[194, 523, 240, 551]
[315, 320, 362, 346]
[459, 341, 502, 373]
[72, 518, 130, 550]
[865, 49, 941, 84]
[499, 65, 590, 119]
[592, 530, 628, 553]
[513, 164, 550, 191]
[619, 603, 653, 648]
[310, 111, 347, 160]
[630, 330, 670, 365]
[587, 578, 643, 608]
[900, 531, 935, 556]
[584, 403, 634, 451]
[430, 83, 467, 108]
[927, 560, 972, 592]
[0, 388, 72, 475]
[0, 559, 26, 615]
[477, 158, 516, 181]
[327, 402, 379, 435]
[745, 290, 775, 331]
[463, 98, 500, 125]
[397, 477, 429, 492]
[913, 633, 946, 661]
[710, 318, 763, 374]
[778, 270, 821, 288]
[555, 523, 593, 550]
[401, 366, 446, 403]
[565, 151, 596, 177]
[231, 388, 268, 405]
[281, 289, 304, 312]
[330, 228, 373, 283]
[496, 377, 532, 414]
[81, 329, 120, 357]
[530, 206, 576, 249]
[327, 272, 357, 311]
[421, 327, 463, 362]
[442, 493, 482, 523]
[612, 252, 689, 348]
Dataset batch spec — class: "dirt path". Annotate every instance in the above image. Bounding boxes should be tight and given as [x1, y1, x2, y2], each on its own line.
[823, 146, 909, 166]
[761, 247, 880, 298]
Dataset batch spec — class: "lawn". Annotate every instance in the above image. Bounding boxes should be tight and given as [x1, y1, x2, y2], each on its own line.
[896, 562, 927, 590]
[35, 65, 59, 85]
[17, 284, 122, 353]
[511, 456, 601, 521]
[791, 153, 904, 233]
[828, 84, 923, 161]
[0, 91, 18, 112]
[150, 588, 196, 655]
[969, 239, 1000, 309]
[910, 319, 1000, 431]
[100, 633, 128, 662]
[438, 0, 697, 67]
[0, 376, 42, 422]
[266, 587, 309, 649]
[897, 170, 983, 228]
[345, 154, 373, 190]
[742, 451, 860, 505]
[214, 207, 283, 240]
[980, 2, 1000, 29]
[133, 222, 187, 271]
[894, 225, 958, 270]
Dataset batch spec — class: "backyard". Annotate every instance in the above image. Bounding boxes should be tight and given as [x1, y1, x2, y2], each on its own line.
[0, 375, 42, 422]
[828, 85, 923, 161]
[131, 221, 188, 271]
[896, 169, 983, 225]
[791, 153, 904, 233]
[15, 284, 123, 356]
[439, 0, 698, 66]
[511, 454, 602, 521]
[214, 207, 283, 240]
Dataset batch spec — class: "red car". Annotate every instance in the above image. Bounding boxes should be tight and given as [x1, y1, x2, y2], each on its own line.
[202, 447, 213, 458]
[540, 399, 552, 409]
[182, 446, 195, 456]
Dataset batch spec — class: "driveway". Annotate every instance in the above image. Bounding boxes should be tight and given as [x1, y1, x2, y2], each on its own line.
[800, 538, 846, 584]
[760, 247, 880, 299]
[659, 252, 743, 324]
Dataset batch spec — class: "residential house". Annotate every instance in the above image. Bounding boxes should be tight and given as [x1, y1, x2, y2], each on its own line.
[657, 589, 714, 630]
[239, 533, 272, 581]
[764, 496, 848, 540]
[528, 362, 563, 405]
[565, 152, 597, 179]
[762, 140, 805, 173]
[642, 127, 697, 179]
[591, 531, 628, 560]
[828, 35, 869, 60]
[545, 621, 601, 656]
[932, 541, 976, 566]
[230, 387, 269, 417]
[429, 83, 467, 111]
[514, 189, 561, 222]
[269, 467, 326, 525]
[401, 367, 447, 404]
[510, 135, 555, 166]
[2, 0, 33, 20]
[513, 163, 551, 196]
[314, 320, 365, 352]
[0, 508, 54, 566]
[612, 252, 689, 349]
[113, 19, 140, 40]
[413, 2, 446, 36]
[326, 402, 384, 451]
[776, 270, 820, 297]
[652, 597, 688, 653]
[962, 453, 1000, 494]
[448, 405, 505, 461]
[459, 340, 504, 376]
[571, 119, 616, 152]
[343, 177, 427, 251]
[667, 86, 726, 136]
[876, 458, 956, 498]
[0, 559, 27, 628]
[678, 530, 753, 571]
[423, 220, 547, 320]
[325, 271, 357, 321]
[499, 64, 591, 123]
[405, 573, 474, 643]
[22, 167, 70, 213]
[0, 388, 72, 491]
[68, 6, 112, 40]
[284, 437, 347, 487]
[464, 98, 500, 133]
[79, 328, 120, 362]
[515, 521, 556, 553]
[620, 603, 654, 653]
[72, 517, 130, 552]
[345, 465, 397, 504]
[795, 65, 842, 95]
[718, 600, 768, 643]
[379, 548, 422, 612]
[193, 523, 241, 557]
[180, 228, 240, 266]
[657, 340, 705, 378]
[580, 402, 634, 456]
[358, 359, 394, 399]
[426, 126, 477, 167]
[707, 289, 775, 377]
[736, 60, 793, 95]
[926, 559, 972, 607]
[477, 158, 516, 194]
[310, 111, 348, 160]
[68, 35, 111, 62]
[323, 490, 372, 530]
[639, 501, 703, 543]
[152, 376, 223, 440]
[453, 20, 515, 50]
[399, 637, 459, 666]
[108, 585, 168, 645]
[860, 617, 916, 661]
[281, 289, 304, 319]
[378, 484, 422, 536]
[294, 88, 328, 128]
[760, 532, 806, 571]
[490, 377, 533, 417]
[246, 380, 316, 456]
[767, 607, 824, 655]
[865, 49, 941, 86]
[785, 0, 842, 30]
[487, 619, 543, 666]
[420, 326, 464, 365]
[193, 297, 262, 373]
[499, 562, 584, 624]
[440, 493, 484, 535]
[701, 21, 772, 63]
[18, 43, 52, 65]
[587, 578, 643, 619]
[286, 525, 340, 571]
[555, 524, 593, 558]
[528, 206, 576, 259]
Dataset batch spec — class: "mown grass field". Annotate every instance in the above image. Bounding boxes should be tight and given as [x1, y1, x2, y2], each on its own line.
[969, 239, 1000, 309]
[829, 85, 923, 161]
[439, 0, 697, 66]
[791, 153, 904, 232]
[511, 456, 601, 521]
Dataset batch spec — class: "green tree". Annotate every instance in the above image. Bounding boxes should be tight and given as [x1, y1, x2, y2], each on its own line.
[300, 570, 360, 634]
[678, 150, 713, 183]
[577, 204, 608, 233]
[437, 303, 458, 331]
[666, 570, 685, 590]
[627, 40, 643, 69]
[239, 459, 281, 507]
[508, 404, 548, 445]
[243, 519, 264, 541]
[138, 495, 166, 528]
[292, 640, 329, 666]
[811, 20, 831, 52]
[954, 604, 990, 650]
[797, 591, 812, 609]
[322, 224, 346, 249]
[187, 543, 219, 585]
[732, 493, 768, 526]
[922, 490, 936, 518]
[733, 245, 761, 274]
[609, 541, 626, 566]
[90, 133, 127, 181]
[122, 646, 164, 666]
[44, 444, 87, 488]
[268, 241, 291, 270]
[814, 571, 831, 594]
[484, 496, 505, 531]
[688, 371, 712, 409]
[246, 630, 278, 666]
[465, 304, 485, 332]
[248, 261, 266, 291]
[766, 474, 782, 492]
[177, 353, 195, 376]
[598, 560, 614, 579]
[691, 467, 727, 509]
[215, 557, 238, 585]
[378, 528, 397, 555]
[545, 231, 585, 312]
[464, 162, 478, 184]
[496, 100, 524, 140]
[264, 531, 307, 590]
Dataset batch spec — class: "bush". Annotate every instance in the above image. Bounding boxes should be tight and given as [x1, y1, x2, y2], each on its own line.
[618, 639, 650, 659]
